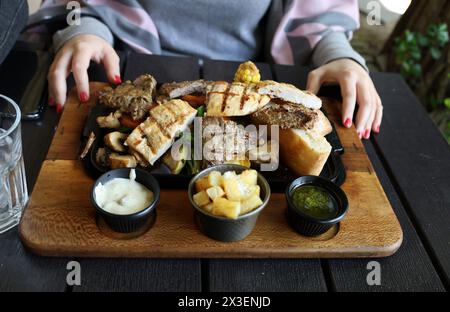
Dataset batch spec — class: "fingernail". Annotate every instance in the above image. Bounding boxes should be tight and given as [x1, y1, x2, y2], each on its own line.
[48, 97, 55, 106]
[364, 129, 370, 139]
[375, 125, 380, 133]
[114, 75, 122, 84]
[79, 92, 89, 103]
[56, 103, 63, 114]
[344, 118, 352, 128]
[358, 131, 362, 139]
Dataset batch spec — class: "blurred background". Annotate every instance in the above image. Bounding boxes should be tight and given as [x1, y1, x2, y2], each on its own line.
[27, 0, 449, 143]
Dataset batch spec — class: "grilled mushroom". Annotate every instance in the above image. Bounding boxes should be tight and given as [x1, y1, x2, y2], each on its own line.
[108, 153, 137, 169]
[103, 132, 128, 153]
[96, 111, 122, 129]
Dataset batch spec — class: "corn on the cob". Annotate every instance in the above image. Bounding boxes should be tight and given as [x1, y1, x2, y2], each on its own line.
[234, 61, 261, 84]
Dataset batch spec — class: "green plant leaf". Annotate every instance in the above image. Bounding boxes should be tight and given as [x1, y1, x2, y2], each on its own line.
[444, 98, 450, 109]
[430, 46, 442, 59]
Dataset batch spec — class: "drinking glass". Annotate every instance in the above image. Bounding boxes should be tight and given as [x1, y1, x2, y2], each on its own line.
[0, 94, 28, 233]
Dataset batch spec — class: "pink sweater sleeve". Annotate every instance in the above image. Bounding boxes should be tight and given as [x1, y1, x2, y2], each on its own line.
[271, 0, 366, 68]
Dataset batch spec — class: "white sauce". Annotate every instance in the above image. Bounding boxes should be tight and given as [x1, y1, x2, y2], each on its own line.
[94, 169, 154, 215]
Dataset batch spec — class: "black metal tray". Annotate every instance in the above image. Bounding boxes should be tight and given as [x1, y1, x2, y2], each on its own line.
[82, 104, 346, 192]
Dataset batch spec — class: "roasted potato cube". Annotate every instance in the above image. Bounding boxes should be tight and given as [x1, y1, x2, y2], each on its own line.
[241, 194, 263, 215]
[212, 197, 241, 220]
[240, 169, 258, 186]
[206, 186, 225, 201]
[195, 171, 222, 192]
[193, 190, 210, 207]
[222, 171, 237, 181]
[202, 202, 214, 213]
[223, 177, 247, 202]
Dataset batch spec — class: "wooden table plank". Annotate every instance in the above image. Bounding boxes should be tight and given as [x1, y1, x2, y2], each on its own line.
[203, 59, 327, 292]
[273, 65, 445, 291]
[327, 142, 444, 291]
[73, 53, 202, 292]
[370, 73, 450, 288]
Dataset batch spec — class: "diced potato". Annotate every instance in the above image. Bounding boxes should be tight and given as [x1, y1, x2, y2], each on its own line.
[243, 184, 260, 200]
[195, 171, 222, 192]
[241, 194, 263, 215]
[202, 202, 214, 213]
[206, 186, 225, 201]
[195, 176, 210, 192]
[240, 169, 258, 186]
[223, 177, 246, 202]
[193, 190, 210, 207]
[212, 197, 241, 220]
[222, 171, 237, 181]
[208, 171, 222, 187]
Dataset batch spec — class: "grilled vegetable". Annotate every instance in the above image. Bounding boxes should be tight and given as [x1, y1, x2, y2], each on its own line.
[162, 144, 188, 174]
[181, 94, 206, 107]
[234, 61, 261, 84]
[119, 114, 141, 129]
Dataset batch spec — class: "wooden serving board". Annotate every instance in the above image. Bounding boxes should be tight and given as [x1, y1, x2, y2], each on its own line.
[19, 83, 403, 258]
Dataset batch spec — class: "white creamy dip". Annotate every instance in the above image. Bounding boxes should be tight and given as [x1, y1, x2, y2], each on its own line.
[94, 169, 154, 215]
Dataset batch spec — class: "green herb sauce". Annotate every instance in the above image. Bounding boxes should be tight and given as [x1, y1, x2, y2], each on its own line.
[291, 185, 337, 220]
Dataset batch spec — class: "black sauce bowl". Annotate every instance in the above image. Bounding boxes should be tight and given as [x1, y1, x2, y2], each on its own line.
[285, 176, 348, 237]
[91, 168, 160, 233]
[188, 164, 271, 242]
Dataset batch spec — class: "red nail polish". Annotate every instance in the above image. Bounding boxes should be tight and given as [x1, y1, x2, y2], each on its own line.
[56, 103, 63, 114]
[344, 118, 352, 128]
[79, 92, 89, 103]
[364, 129, 370, 139]
[114, 75, 122, 84]
[48, 96, 55, 106]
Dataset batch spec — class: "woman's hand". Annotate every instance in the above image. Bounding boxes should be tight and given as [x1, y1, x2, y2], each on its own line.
[306, 59, 383, 139]
[47, 34, 121, 113]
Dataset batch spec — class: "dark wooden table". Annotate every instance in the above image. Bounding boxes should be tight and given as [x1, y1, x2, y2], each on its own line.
[0, 51, 449, 292]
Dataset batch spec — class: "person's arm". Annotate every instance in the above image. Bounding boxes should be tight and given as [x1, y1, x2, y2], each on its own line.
[270, 0, 382, 139]
[0, 0, 28, 64]
[35, 0, 160, 112]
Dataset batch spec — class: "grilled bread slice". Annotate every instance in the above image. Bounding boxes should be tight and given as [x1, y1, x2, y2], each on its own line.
[205, 81, 270, 117]
[126, 99, 197, 166]
[256, 80, 322, 110]
[279, 129, 332, 176]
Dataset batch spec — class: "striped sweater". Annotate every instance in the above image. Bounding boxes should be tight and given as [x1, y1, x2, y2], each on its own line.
[29, 0, 367, 69]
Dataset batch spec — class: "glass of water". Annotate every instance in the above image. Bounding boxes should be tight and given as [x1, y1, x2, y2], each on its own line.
[0, 94, 28, 233]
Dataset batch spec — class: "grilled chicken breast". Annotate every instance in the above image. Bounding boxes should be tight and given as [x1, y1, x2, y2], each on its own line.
[99, 74, 157, 120]
[205, 81, 270, 117]
[159, 80, 210, 99]
[202, 117, 255, 167]
[256, 80, 322, 110]
[126, 99, 197, 166]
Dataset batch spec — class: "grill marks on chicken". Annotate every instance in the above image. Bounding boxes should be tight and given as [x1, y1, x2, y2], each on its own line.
[126, 99, 197, 166]
[99, 74, 157, 120]
[205, 81, 270, 117]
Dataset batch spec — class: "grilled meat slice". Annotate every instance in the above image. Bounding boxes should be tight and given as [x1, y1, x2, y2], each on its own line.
[99, 74, 157, 120]
[159, 80, 209, 99]
[125, 99, 197, 166]
[205, 81, 270, 117]
[201, 117, 255, 167]
[250, 101, 318, 130]
[256, 80, 322, 109]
